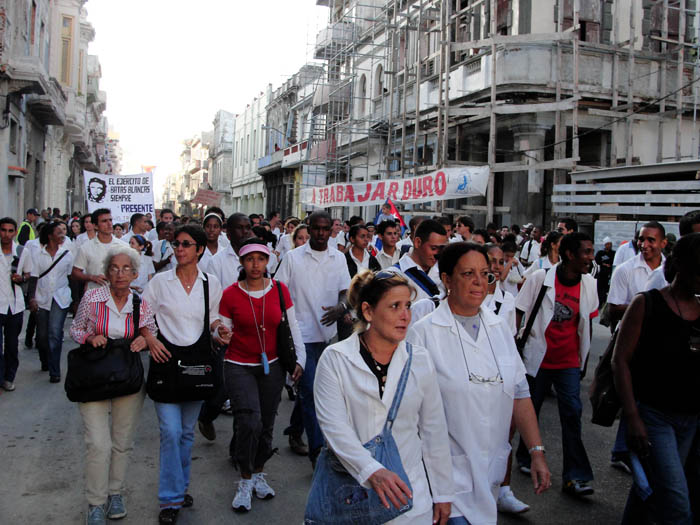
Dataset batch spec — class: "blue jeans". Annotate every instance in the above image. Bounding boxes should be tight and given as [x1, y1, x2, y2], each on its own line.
[622, 403, 698, 525]
[36, 300, 69, 378]
[612, 419, 628, 456]
[516, 367, 594, 483]
[297, 342, 326, 454]
[447, 518, 472, 525]
[154, 400, 203, 508]
[0, 309, 23, 382]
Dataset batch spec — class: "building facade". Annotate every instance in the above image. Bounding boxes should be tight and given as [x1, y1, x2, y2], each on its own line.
[231, 87, 270, 214]
[0, 0, 110, 219]
[299, 0, 700, 228]
[209, 109, 234, 212]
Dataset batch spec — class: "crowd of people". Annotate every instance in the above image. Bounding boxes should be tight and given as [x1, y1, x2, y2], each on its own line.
[0, 203, 698, 524]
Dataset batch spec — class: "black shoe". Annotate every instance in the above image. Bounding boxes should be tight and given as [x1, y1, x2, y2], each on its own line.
[289, 434, 308, 456]
[183, 494, 193, 508]
[49, 376, 60, 383]
[158, 508, 179, 524]
[198, 420, 216, 441]
[562, 480, 594, 497]
[41, 365, 48, 372]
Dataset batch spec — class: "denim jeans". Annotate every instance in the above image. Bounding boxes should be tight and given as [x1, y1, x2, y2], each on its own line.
[516, 367, 594, 483]
[284, 397, 304, 437]
[154, 400, 203, 508]
[447, 517, 472, 525]
[36, 300, 69, 379]
[0, 308, 23, 382]
[612, 419, 629, 456]
[297, 342, 326, 454]
[621, 403, 698, 525]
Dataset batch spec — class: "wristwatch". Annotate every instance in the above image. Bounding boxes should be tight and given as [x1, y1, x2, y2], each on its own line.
[528, 445, 546, 455]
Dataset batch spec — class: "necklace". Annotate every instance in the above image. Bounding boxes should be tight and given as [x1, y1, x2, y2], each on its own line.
[178, 271, 197, 291]
[360, 335, 390, 393]
[243, 279, 270, 374]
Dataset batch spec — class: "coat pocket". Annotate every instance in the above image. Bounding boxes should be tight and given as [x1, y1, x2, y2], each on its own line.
[487, 443, 512, 488]
[451, 454, 474, 494]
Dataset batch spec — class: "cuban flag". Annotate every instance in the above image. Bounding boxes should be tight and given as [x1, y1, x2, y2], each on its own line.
[373, 198, 407, 251]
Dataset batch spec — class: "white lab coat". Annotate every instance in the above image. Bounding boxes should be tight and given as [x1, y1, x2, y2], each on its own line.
[408, 301, 529, 524]
[515, 264, 599, 377]
[484, 284, 517, 335]
[314, 333, 454, 524]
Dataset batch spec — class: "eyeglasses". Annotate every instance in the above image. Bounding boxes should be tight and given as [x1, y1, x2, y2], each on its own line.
[461, 270, 496, 284]
[107, 266, 134, 275]
[468, 372, 503, 385]
[172, 240, 197, 249]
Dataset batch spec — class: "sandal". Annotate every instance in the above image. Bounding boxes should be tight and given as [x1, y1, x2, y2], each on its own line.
[158, 508, 179, 524]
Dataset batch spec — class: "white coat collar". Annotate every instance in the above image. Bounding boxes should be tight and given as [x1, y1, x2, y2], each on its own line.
[430, 299, 501, 332]
[329, 332, 410, 410]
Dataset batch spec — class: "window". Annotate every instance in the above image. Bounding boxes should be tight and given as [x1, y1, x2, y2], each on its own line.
[30, 2, 37, 46]
[9, 119, 18, 154]
[359, 74, 367, 114]
[60, 16, 73, 86]
[374, 65, 384, 98]
[78, 50, 84, 93]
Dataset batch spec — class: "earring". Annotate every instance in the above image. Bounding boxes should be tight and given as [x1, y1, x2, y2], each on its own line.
[447, 288, 451, 296]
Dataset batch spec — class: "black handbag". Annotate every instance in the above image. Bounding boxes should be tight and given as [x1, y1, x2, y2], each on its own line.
[274, 280, 297, 375]
[589, 291, 652, 426]
[65, 295, 144, 403]
[146, 275, 219, 403]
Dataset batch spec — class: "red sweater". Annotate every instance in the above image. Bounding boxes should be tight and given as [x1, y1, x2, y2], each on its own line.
[219, 281, 293, 365]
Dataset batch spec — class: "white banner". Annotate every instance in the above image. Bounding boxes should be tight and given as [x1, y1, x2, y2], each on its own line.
[299, 166, 489, 207]
[83, 170, 155, 224]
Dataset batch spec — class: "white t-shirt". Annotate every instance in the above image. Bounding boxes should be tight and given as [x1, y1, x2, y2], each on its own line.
[132, 253, 155, 293]
[30, 245, 73, 310]
[275, 244, 352, 343]
[73, 235, 126, 290]
[608, 252, 664, 306]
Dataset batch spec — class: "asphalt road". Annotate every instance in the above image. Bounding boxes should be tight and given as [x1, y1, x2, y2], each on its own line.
[0, 318, 631, 524]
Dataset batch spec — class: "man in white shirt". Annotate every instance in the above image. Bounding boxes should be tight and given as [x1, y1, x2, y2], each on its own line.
[396, 215, 425, 254]
[121, 213, 148, 244]
[71, 209, 125, 290]
[275, 211, 352, 465]
[519, 226, 542, 268]
[0, 218, 26, 391]
[646, 210, 700, 291]
[204, 213, 254, 288]
[152, 222, 176, 273]
[606, 221, 666, 473]
[147, 208, 175, 242]
[375, 220, 400, 269]
[389, 219, 447, 303]
[608, 222, 666, 324]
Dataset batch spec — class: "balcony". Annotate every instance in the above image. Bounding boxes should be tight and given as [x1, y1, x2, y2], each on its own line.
[64, 89, 87, 139]
[313, 22, 355, 60]
[312, 79, 352, 112]
[25, 77, 67, 126]
[4, 55, 50, 95]
[258, 149, 284, 174]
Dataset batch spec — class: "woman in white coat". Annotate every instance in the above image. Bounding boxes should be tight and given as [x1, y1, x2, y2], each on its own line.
[408, 242, 550, 525]
[314, 270, 454, 524]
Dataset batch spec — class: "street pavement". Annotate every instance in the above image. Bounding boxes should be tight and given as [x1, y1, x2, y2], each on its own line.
[0, 318, 631, 524]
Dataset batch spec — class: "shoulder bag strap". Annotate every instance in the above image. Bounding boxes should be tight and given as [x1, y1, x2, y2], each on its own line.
[203, 273, 210, 335]
[275, 279, 287, 320]
[404, 267, 440, 297]
[131, 293, 141, 338]
[519, 280, 549, 348]
[38, 249, 69, 279]
[385, 342, 413, 429]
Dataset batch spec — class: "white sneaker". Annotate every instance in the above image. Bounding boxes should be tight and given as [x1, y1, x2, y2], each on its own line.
[252, 472, 275, 499]
[232, 479, 253, 512]
[497, 486, 530, 514]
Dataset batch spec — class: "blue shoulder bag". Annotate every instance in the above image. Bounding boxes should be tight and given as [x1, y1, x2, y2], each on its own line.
[304, 343, 414, 525]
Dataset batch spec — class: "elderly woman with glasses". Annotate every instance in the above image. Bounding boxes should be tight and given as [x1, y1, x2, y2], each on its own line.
[408, 242, 550, 525]
[70, 244, 158, 525]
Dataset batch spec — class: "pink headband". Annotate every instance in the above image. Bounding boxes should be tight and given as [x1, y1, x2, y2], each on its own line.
[239, 243, 270, 258]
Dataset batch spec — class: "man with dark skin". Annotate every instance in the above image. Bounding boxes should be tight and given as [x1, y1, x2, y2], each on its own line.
[0, 218, 25, 391]
[206, 213, 253, 290]
[152, 223, 176, 272]
[515, 233, 598, 497]
[275, 212, 352, 465]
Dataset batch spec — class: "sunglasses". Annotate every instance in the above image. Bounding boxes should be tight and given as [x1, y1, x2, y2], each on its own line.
[171, 240, 198, 249]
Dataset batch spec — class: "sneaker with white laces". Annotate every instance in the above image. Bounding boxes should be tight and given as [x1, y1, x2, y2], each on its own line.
[232, 479, 253, 512]
[497, 486, 530, 514]
[86, 505, 106, 525]
[105, 494, 127, 519]
[252, 472, 275, 499]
